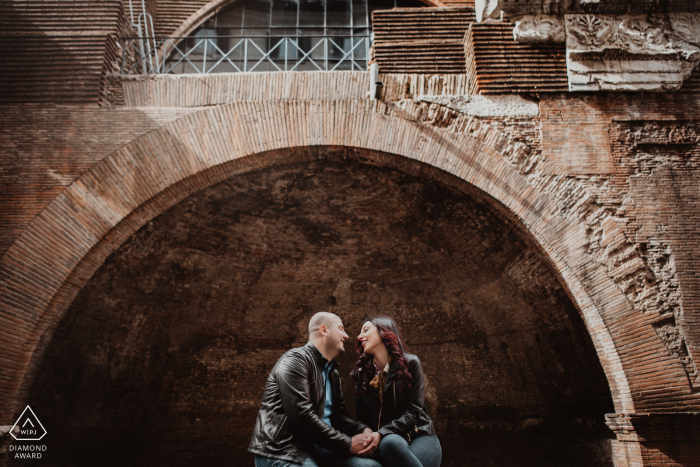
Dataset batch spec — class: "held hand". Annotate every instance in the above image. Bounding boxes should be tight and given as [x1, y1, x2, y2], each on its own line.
[357, 432, 381, 456]
[361, 428, 372, 447]
[350, 433, 370, 455]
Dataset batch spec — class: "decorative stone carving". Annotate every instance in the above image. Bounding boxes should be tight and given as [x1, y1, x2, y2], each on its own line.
[513, 15, 566, 42]
[565, 13, 700, 91]
[567, 14, 616, 47]
[668, 13, 700, 47]
[475, 0, 577, 23]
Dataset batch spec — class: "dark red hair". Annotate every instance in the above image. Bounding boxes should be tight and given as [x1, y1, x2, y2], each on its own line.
[351, 316, 412, 393]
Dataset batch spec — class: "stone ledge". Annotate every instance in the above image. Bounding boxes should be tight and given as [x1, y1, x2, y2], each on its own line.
[605, 413, 700, 442]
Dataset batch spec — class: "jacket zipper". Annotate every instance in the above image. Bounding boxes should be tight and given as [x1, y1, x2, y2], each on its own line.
[395, 382, 410, 442]
[272, 415, 287, 441]
[378, 382, 397, 433]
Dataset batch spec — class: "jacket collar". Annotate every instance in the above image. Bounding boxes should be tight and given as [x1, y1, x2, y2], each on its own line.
[305, 342, 340, 370]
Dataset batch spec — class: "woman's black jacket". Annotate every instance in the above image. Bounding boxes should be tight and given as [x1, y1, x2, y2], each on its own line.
[354, 353, 436, 442]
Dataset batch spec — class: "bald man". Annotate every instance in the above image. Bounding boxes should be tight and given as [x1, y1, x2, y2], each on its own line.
[249, 312, 382, 467]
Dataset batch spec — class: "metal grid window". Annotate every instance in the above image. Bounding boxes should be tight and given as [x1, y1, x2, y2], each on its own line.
[127, 0, 424, 74]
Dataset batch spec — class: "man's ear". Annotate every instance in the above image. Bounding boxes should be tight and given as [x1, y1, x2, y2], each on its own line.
[319, 324, 327, 337]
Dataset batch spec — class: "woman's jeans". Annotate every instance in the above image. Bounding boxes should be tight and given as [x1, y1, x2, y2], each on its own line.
[378, 434, 442, 467]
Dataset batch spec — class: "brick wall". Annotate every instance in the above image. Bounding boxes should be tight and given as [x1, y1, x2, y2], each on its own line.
[464, 22, 568, 94]
[154, 0, 210, 37]
[1, 91, 637, 413]
[2, 70, 700, 467]
[372, 7, 475, 74]
[1, 4, 700, 466]
[0, 0, 124, 104]
[540, 92, 700, 405]
[0, 106, 199, 255]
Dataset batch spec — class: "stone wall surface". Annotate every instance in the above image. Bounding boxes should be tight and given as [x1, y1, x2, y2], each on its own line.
[15, 158, 614, 466]
[2, 1, 700, 466]
[2, 70, 700, 467]
[1, 25, 700, 467]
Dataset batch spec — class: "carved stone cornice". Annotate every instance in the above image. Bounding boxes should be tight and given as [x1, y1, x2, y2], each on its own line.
[565, 13, 700, 91]
[474, 1, 700, 92]
[475, 0, 578, 23]
[566, 14, 700, 58]
[476, 0, 700, 22]
[513, 15, 566, 42]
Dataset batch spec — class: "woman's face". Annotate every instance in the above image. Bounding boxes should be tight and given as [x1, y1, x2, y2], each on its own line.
[358, 321, 384, 356]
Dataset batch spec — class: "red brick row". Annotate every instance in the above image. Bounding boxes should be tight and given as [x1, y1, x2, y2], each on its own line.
[464, 22, 568, 94]
[372, 7, 474, 74]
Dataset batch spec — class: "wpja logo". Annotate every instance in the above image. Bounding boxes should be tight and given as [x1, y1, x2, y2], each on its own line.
[7, 406, 47, 460]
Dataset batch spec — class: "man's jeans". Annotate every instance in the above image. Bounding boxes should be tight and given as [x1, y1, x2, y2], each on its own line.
[255, 445, 382, 467]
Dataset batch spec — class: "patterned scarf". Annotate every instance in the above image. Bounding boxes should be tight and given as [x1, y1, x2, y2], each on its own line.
[369, 358, 391, 403]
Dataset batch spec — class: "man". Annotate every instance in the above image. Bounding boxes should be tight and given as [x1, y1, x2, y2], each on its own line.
[249, 312, 382, 467]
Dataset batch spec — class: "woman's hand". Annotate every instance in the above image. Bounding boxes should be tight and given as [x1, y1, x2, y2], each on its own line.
[358, 431, 381, 456]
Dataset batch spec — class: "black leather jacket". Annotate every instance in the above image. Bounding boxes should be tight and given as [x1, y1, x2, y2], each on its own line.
[354, 353, 436, 442]
[248, 342, 369, 463]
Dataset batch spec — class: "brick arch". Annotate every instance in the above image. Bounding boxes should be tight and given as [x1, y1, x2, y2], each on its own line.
[0, 99, 641, 426]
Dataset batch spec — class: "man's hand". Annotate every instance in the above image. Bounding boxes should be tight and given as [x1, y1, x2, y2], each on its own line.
[358, 431, 381, 456]
[350, 433, 370, 455]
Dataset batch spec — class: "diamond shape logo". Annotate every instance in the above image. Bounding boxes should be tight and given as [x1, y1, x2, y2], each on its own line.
[10, 406, 47, 441]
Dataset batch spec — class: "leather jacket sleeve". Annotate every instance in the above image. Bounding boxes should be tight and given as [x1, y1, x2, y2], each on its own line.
[330, 372, 370, 436]
[377, 356, 424, 439]
[277, 352, 353, 453]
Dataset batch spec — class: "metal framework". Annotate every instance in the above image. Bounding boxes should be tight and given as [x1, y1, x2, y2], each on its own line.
[118, 0, 422, 75]
[120, 33, 371, 74]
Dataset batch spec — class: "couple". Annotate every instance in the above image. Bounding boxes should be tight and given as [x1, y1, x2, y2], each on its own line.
[249, 312, 441, 467]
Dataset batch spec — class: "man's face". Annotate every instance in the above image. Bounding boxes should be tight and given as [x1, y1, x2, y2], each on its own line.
[323, 317, 349, 358]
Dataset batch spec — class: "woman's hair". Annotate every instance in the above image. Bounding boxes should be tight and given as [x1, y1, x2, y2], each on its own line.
[351, 316, 413, 392]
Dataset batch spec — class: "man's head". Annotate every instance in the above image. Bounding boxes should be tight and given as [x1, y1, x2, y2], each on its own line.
[308, 311, 348, 361]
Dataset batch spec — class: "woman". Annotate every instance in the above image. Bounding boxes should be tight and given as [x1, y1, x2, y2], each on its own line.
[351, 316, 441, 467]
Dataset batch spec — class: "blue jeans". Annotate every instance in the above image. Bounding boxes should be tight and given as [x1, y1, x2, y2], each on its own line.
[255, 445, 382, 467]
[378, 434, 442, 467]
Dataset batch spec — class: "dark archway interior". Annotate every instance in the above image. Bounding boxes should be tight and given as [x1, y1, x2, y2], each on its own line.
[20, 156, 614, 466]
